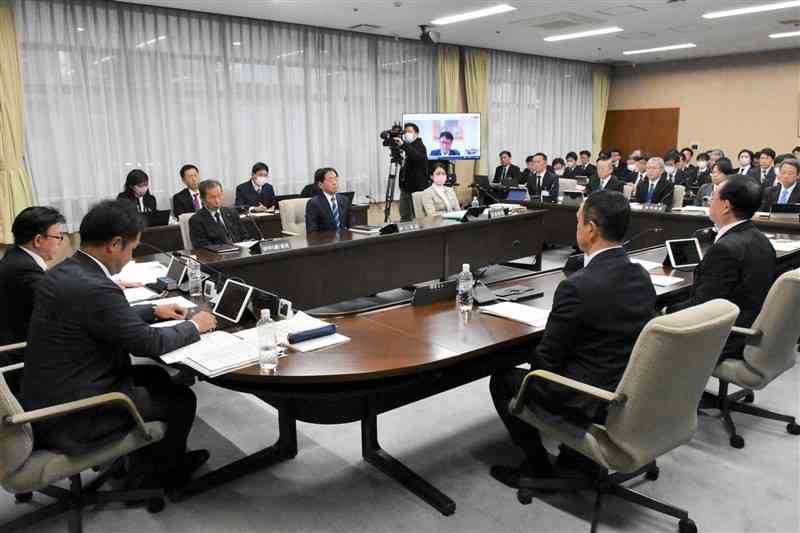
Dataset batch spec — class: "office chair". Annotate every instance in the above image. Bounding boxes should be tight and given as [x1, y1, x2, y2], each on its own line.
[672, 185, 686, 209]
[278, 198, 310, 237]
[411, 191, 426, 217]
[0, 363, 168, 533]
[622, 182, 634, 200]
[509, 299, 739, 533]
[178, 213, 194, 250]
[701, 269, 800, 448]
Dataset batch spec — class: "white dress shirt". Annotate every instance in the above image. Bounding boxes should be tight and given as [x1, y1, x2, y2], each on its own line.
[714, 220, 748, 243]
[19, 245, 48, 271]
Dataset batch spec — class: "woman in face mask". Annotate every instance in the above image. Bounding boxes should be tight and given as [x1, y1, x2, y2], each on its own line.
[735, 149, 757, 178]
[118, 169, 156, 213]
[419, 163, 461, 216]
[552, 158, 566, 177]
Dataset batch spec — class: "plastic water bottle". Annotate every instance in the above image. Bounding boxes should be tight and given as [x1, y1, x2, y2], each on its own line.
[471, 194, 479, 208]
[187, 258, 203, 301]
[258, 309, 279, 374]
[457, 263, 474, 314]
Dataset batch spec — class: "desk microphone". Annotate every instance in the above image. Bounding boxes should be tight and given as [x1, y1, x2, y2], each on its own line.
[239, 207, 267, 241]
[622, 227, 664, 250]
[469, 183, 502, 205]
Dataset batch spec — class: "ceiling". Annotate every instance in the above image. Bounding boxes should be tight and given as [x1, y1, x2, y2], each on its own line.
[124, 0, 800, 64]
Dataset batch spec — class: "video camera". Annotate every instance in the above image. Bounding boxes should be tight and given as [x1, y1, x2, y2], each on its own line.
[379, 122, 403, 148]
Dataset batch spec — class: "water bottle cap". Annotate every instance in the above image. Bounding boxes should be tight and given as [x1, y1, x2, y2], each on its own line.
[462, 263, 470, 273]
[260, 309, 271, 320]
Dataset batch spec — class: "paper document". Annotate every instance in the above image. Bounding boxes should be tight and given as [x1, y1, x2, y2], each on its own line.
[442, 210, 467, 220]
[770, 239, 800, 252]
[650, 275, 684, 287]
[115, 261, 167, 285]
[133, 296, 197, 309]
[150, 319, 186, 329]
[235, 311, 350, 352]
[233, 240, 259, 248]
[480, 302, 550, 328]
[160, 330, 258, 377]
[124, 286, 159, 302]
[630, 258, 663, 272]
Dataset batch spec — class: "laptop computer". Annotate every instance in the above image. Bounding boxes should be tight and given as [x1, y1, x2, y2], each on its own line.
[144, 210, 171, 227]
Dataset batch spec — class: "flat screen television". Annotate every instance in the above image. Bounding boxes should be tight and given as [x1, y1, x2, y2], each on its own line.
[402, 112, 481, 161]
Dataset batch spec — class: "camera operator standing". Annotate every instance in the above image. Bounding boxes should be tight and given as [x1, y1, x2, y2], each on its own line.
[395, 122, 429, 220]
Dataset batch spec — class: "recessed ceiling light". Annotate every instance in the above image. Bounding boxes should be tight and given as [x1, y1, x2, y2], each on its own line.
[76, 27, 85, 32]
[770, 30, 800, 38]
[623, 43, 696, 55]
[544, 26, 624, 42]
[232, 41, 242, 46]
[702, 1, 800, 20]
[431, 4, 516, 26]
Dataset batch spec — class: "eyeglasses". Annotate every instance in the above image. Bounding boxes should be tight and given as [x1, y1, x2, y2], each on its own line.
[42, 233, 65, 241]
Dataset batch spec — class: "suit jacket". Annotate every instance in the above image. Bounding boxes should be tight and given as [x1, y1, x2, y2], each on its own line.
[669, 221, 775, 359]
[690, 169, 712, 190]
[429, 149, 460, 157]
[694, 183, 718, 206]
[522, 169, 559, 202]
[419, 185, 460, 216]
[634, 178, 675, 206]
[574, 163, 597, 178]
[760, 184, 800, 211]
[665, 169, 690, 187]
[756, 167, 777, 189]
[300, 183, 323, 198]
[398, 139, 429, 193]
[529, 248, 656, 422]
[734, 166, 760, 180]
[235, 180, 277, 209]
[588, 176, 625, 194]
[116, 191, 156, 213]
[611, 162, 627, 179]
[0, 247, 45, 346]
[305, 193, 352, 233]
[189, 207, 252, 248]
[683, 164, 698, 182]
[493, 164, 522, 186]
[171, 188, 200, 217]
[21, 252, 199, 452]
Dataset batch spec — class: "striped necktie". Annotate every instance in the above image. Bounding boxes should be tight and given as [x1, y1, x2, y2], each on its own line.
[330, 197, 341, 229]
[779, 188, 790, 204]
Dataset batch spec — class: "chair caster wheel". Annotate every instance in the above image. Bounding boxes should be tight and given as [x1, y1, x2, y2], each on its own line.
[787, 422, 800, 435]
[517, 489, 533, 505]
[147, 498, 166, 513]
[730, 435, 745, 449]
[645, 467, 660, 481]
[14, 492, 33, 503]
[679, 518, 698, 533]
[742, 392, 755, 404]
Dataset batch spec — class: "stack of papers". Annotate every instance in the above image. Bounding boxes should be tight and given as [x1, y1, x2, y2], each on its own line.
[114, 261, 167, 285]
[160, 331, 258, 377]
[630, 258, 663, 272]
[480, 302, 550, 329]
[770, 239, 800, 252]
[650, 275, 684, 287]
[235, 311, 350, 353]
[123, 286, 160, 303]
[132, 296, 197, 309]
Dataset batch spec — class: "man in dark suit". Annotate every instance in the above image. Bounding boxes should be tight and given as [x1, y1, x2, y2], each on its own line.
[0, 207, 65, 363]
[760, 159, 800, 211]
[634, 157, 675, 206]
[22, 200, 217, 491]
[681, 147, 698, 182]
[306, 167, 352, 233]
[189, 179, 253, 248]
[397, 123, 429, 220]
[493, 150, 522, 186]
[172, 163, 202, 218]
[734, 149, 760, 179]
[575, 150, 597, 178]
[609, 148, 627, 179]
[235, 161, 277, 212]
[521, 152, 559, 202]
[669, 176, 775, 360]
[588, 159, 625, 194]
[490, 191, 656, 484]
[664, 152, 689, 186]
[563, 152, 579, 179]
[757, 148, 778, 190]
[429, 131, 461, 157]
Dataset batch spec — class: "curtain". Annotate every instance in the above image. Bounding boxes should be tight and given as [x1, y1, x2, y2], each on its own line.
[592, 65, 611, 157]
[0, 0, 33, 243]
[15, 0, 436, 229]
[463, 48, 489, 177]
[488, 50, 592, 169]
[436, 45, 463, 114]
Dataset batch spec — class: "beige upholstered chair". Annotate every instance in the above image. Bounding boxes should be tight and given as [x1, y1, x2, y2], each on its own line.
[222, 187, 236, 208]
[411, 191, 426, 218]
[702, 270, 800, 448]
[672, 185, 686, 209]
[509, 299, 739, 533]
[279, 198, 310, 237]
[0, 363, 167, 533]
[622, 182, 634, 200]
[178, 213, 194, 250]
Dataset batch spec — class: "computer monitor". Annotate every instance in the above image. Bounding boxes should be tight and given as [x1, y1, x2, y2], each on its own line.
[402, 113, 481, 161]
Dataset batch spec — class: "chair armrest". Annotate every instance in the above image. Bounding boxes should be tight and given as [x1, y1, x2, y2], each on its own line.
[281, 230, 299, 237]
[731, 326, 761, 338]
[0, 342, 26, 354]
[511, 369, 625, 415]
[0, 362, 24, 374]
[3, 392, 153, 441]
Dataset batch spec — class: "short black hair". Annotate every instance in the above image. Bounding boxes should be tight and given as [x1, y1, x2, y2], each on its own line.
[198, 179, 223, 200]
[719, 175, 762, 221]
[430, 162, 448, 174]
[579, 150, 591, 158]
[533, 152, 547, 162]
[80, 200, 143, 247]
[760, 148, 776, 160]
[697, 153, 710, 162]
[681, 147, 694, 157]
[713, 157, 733, 176]
[124, 169, 149, 191]
[632, 155, 647, 162]
[775, 153, 793, 166]
[439, 131, 454, 141]
[779, 159, 800, 175]
[404, 123, 419, 134]
[12, 206, 66, 246]
[738, 149, 754, 160]
[179, 164, 198, 179]
[314, 167, 338, 184]
[597, 151, 610, 161]
[552, 157, 565, 167]
[565, 152, 578, 161]
[581, 190, 630, 243]
[251, 162, 269, 175]
[499, 150, 511, 159]
[609, 148, 622, 156]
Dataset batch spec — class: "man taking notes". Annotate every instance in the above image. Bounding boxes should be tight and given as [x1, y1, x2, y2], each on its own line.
[22, 200, 217, 493]
[490, 191, 656, 486]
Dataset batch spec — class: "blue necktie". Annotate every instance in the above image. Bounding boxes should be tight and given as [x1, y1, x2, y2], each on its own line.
[646, 183, 655, 203]
[779, 188, 790, 204]
[331, 197, 341, 229]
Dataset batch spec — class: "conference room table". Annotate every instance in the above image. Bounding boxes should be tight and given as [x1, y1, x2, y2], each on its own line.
[135, 204, 369, 257]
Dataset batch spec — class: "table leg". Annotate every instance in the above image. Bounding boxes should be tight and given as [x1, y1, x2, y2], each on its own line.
[360, 397, 455, 516]
[173, 407, 298, 500]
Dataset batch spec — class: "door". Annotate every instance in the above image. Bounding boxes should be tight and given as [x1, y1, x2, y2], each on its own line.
[602, 108, 680, 158]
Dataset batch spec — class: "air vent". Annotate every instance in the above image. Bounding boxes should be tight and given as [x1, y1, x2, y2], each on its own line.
[594, 5, 647, 16]
[347, 23, 383, 31]
[513, 12, 605, 31]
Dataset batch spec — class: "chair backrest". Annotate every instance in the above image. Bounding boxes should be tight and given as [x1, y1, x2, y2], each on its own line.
[742, 270, 800, 384]
[672, 185, 686, 209]
[279, 198, 310, 236]
[178, 213, 194, 250]
[222, 187, 236, 208]
[604, 299, 739, 467]
[0, 369, 33, 484]
[412, 191, 426, 217]
[623, 182, 634, 200]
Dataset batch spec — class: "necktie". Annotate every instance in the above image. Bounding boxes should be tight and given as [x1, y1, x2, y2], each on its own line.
[739, 168, 745, 175]
[502, 166, 508, 182]
[214, 211, 231, 240]
[779, 188, 790, 204]
[762, 171, 767, 183]
[192, 193, 200, 210]
[331, 197, 341, 229]
[646, 183, 655, 203]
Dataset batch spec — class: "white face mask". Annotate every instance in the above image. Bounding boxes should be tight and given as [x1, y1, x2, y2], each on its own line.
[665, 165, 675, 174]
[403, 132, 415, 143]
[627, 164, 637, 172]
[254, 176, 268, 187]
[555, 169, 565, 176]
[698, 161, 708, 170]
[432, 173, 447, 186]
[133, 185, 148, 197]
[739, 157, 750, 167]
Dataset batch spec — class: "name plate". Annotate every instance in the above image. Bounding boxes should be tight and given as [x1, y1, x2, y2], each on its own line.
[258, 239, 292, 253]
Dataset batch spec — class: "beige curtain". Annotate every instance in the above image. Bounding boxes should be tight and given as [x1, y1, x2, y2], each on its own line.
[592, 65, 611, 157]
[436, 45, 464, 114]
[0, 0, 33, 243]
[463, 48, 489, 178]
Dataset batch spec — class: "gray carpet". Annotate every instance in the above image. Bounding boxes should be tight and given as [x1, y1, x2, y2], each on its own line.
[2, 362, 798, 533]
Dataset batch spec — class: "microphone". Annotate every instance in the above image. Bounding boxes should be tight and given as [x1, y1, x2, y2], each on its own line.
[469, 183, 502, 205]
[622, 227, 663, 250]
